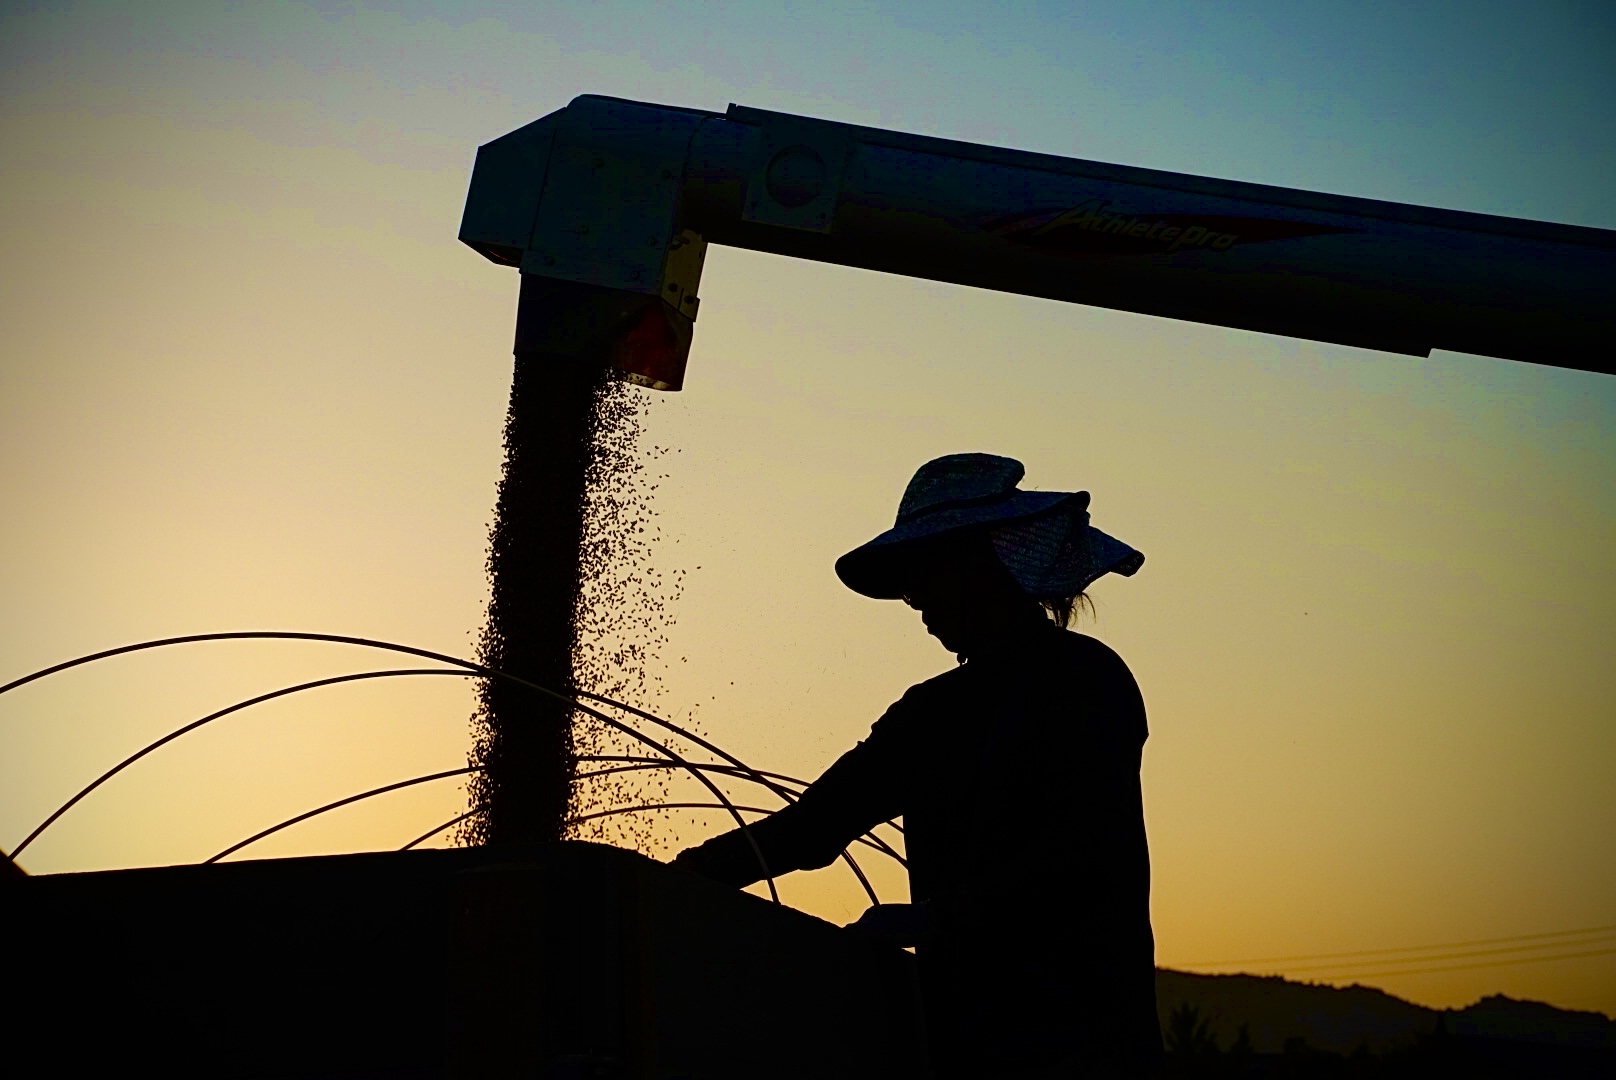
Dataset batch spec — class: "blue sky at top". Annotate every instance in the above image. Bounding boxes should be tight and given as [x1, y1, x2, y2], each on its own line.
[5, 1, 1612, 227]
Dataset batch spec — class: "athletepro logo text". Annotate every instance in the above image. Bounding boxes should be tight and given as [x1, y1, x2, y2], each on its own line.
[986, 199, 1353, 257]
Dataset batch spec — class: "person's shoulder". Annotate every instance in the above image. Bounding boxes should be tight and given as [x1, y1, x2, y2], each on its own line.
[896, 661, 974, 702]
[1051, 628, 1148, 736]
[1050, 627, 1132, 673]
[1052, 629, 1146, 699]
[868, 662, 970, 732]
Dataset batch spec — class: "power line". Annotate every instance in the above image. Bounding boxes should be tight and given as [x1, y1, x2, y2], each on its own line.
[1267, 932, 1616, 975]
[1307, 946, 1616, 981]
[1178, 924, 1616, 968]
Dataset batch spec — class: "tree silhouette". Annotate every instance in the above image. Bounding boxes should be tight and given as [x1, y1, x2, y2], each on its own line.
[1227, 1023, 1253, 1066]
[1166, 1002, 1221, 1058]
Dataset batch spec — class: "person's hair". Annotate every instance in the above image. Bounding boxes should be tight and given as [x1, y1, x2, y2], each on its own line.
[1039, 592, 1094, 629]
[967, 524, 1095, 629]
[909, 527, 1094, 628]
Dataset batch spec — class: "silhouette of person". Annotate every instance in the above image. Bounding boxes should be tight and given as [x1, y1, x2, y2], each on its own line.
[673, 453, 1162, 1078]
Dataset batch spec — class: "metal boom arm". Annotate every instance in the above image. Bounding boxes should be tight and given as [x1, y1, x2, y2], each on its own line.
[461, 94, 1614, 386]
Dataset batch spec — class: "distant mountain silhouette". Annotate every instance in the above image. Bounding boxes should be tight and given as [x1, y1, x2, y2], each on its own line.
[1156, 968, 1615, 1055]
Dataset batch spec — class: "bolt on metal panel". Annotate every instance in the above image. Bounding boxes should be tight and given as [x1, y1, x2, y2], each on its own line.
[520, 96, 709, 295]
[734, 106, 856, 234]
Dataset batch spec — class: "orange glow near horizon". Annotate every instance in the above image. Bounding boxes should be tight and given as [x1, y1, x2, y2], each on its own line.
[2, 1, 1611, 1021]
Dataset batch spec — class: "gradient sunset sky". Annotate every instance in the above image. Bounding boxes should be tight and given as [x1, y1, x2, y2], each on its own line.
[2, 1, 1612, 1016]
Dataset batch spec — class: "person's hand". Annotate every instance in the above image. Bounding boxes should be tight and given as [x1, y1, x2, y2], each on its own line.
[844, 901, 934, 947]
[667, 845, 743, 887]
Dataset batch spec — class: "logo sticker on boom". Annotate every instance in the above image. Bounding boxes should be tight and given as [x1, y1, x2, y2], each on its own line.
[986, 200, 1355, 257]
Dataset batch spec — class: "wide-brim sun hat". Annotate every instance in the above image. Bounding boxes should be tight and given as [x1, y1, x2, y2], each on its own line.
[834, 453, 1144, 600]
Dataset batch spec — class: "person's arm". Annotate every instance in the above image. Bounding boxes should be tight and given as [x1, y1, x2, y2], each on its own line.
[671, 697, 914, 889]
[952, 637, 1149, 926]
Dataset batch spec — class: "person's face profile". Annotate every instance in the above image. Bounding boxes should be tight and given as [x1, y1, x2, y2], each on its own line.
[899, 536, 982, 654]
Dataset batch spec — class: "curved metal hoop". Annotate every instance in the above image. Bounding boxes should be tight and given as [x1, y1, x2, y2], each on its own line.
[569, 763, 885, 903]
[574, 758, 905, 867]
[579, 692, 903, 835]
[207, 766, 478, 863]
[205, 756, 898, 900]
[576, 801, 773, 823]
[402, 802, 884, 905]
[397, 758, 901, 903]
[214, 754, 894, 905]
[8, 669, 471, 861]
[0, 632, 780, 901]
